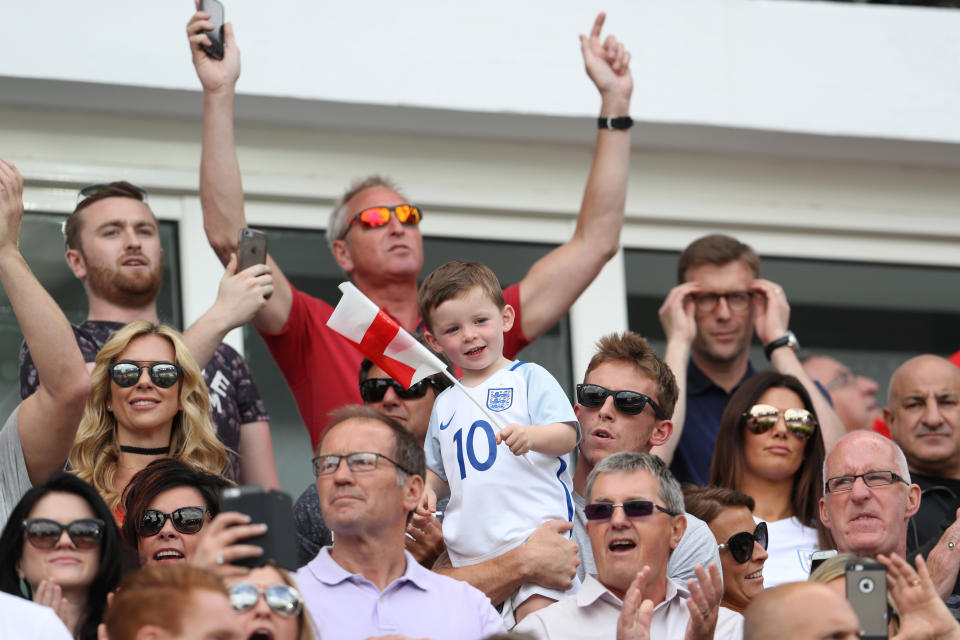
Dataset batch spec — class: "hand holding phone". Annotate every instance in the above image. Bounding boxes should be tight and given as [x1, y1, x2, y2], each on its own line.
[846, 560, 888, 639]
[220, 486, 298, 570]
[199, 0, 225, 60]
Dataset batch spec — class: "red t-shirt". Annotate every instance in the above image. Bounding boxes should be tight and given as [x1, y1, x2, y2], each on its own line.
[259, 284, 531, 450]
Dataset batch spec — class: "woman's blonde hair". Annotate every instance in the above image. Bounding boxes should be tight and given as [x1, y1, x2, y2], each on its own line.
[70, 321, 230, 512]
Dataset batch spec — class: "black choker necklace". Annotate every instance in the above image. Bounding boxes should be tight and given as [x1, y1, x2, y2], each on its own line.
[119, 445, 170, 455]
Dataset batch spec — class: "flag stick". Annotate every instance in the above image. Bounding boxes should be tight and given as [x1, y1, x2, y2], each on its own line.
[441, 370, 534, 465]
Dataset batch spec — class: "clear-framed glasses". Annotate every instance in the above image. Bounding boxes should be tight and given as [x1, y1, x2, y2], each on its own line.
[691, 291, 755, 313]
[312, 451, 413, 477]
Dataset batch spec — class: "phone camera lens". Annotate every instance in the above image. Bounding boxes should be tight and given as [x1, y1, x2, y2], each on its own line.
[858, 577, 875, 594]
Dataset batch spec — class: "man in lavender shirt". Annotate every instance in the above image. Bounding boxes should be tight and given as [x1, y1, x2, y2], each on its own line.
[294, 405, 504, 639]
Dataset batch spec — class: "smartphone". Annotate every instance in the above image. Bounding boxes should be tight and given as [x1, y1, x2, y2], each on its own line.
[220, 486, 298, 570]
[199, 0, 225, 60]
[237, 228, 268, 271]
[846, 560, 887, 639]
[810, 549, 838, 574]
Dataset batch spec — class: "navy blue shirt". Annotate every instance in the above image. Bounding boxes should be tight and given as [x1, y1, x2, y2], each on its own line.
[670, 359, 755, 486]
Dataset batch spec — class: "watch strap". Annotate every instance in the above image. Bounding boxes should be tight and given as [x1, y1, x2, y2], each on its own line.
[597, 116, 634, 130]
[764, 332, 798, 360]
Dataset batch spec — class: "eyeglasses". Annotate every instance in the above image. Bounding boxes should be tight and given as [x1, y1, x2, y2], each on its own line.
[576, 384, 667, 420]
[583, 499, 677, 521]
[228, 582, 303, 617]
[743, 404, 818, 440]
[339, 204, 423, 239]
[825, 371, 856, 391]
[76, 182, 148, 204]
[22, 518, 105, 550]
[109, 361, 182, 388]
[313, 451, 414, 477]
[359, 377, 437, 402]
[691, 291, 755, 313]
[824, 470, 908, 494]
[137, 506, 208, 537]
[718, 521, 768, 564]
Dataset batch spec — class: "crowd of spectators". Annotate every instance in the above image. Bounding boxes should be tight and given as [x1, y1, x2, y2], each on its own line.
[0, 5, 959, 640]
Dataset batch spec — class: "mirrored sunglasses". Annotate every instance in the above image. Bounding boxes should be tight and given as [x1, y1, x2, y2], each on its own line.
[718, 521, 768, 564]
[137, 506, 207, 537]
[340, 204, 422, 239]
[576, 384, 666, 420]
[109, 361, 182, 388]
[743, 404, 817, 440]
[583, 499, 676, 521]
[228, 583, 303, 617]
[23, 518, 105, 550]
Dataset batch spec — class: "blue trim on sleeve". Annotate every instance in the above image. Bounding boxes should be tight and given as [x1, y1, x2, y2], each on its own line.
[509, 360, 526, 371]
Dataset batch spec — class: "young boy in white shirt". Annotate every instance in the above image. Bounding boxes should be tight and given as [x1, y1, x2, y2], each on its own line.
[419, 260, 580, 625]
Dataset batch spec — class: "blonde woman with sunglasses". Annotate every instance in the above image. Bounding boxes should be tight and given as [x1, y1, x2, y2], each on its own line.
[709, 371, 830, 587]
[70, 321, 230, 519]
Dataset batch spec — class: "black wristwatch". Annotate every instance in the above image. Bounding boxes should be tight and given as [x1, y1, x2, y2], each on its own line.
[764, 331, 799, 360]
[598, 116, 633, 130]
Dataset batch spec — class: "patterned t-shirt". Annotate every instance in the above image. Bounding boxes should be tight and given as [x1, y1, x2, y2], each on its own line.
[19, 320, 269, 482]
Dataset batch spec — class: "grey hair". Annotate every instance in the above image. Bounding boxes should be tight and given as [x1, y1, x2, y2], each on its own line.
[823, 431, 911, 485]
[326, 175, 403, 252]
[585, 452, 685, 515]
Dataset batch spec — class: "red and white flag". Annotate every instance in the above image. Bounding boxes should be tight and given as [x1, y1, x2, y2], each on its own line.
[326, 282, 447, 389]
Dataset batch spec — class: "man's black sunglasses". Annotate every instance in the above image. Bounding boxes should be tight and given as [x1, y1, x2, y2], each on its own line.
[109, 361, 182, 388]
[718, 521, 768, 564]
[576, 384, 667, 420]
[359, 377, 439, 402]
[583, 499, 677, 521]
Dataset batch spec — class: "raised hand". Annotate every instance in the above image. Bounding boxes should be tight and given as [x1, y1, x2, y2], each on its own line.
[0, 159, 24, 253]
[750, 278, 791, 345]
[879, 553, 960, 640]
[33, 578, 72, 631]
[189, 511, 265, 578]
[684, 563, 722, 640]
[580, 13, 633, 106]
[405, 511, 445, 568]
[617, 567, 654, 640]
[212, 253, 274, 330]
[659, 282, 701, 348]
[186, 0, 240, 94]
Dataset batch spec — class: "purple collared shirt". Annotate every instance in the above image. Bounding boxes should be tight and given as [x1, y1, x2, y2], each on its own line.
[294, 547, 505, 640]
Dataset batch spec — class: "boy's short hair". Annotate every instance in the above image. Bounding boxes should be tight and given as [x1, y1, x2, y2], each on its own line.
[583, 332, 679, 420]
[676, 233, 761, 284]
[418, 260, 505, 332]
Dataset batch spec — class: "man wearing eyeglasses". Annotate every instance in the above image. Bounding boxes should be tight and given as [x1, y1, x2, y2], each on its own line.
[819, 431, 921, 561]
[654, 233, 845, 485]
[802, 353, 883, 433]
[295, 405, 504, 639]
[188, 11, 635, 451]
[515, 452, 742, 639]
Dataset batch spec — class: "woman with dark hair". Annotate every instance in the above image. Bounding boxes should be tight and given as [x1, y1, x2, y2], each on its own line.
[709, 370, 828, 587]
[0, 472, 123, 640]
[122, 458, 262, 570]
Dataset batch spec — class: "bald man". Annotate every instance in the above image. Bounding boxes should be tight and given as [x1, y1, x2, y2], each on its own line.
[744, 582, 860, 640]
[886, 355, 960, 550]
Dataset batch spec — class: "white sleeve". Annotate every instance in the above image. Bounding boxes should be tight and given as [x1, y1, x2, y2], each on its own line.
[519, 363, 579, 439]
[423, 396, 447, 482]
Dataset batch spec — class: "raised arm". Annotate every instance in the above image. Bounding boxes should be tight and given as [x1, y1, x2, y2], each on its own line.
[187, 6, 293, 333]
[0, 160, 90, 483]
[516, 12, 634, 340]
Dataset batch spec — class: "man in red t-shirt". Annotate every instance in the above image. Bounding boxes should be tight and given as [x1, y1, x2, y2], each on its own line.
[188, 12, 635, 448]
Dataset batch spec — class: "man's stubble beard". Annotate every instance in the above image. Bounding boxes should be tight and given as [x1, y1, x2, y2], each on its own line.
[85, 258, 162, 308]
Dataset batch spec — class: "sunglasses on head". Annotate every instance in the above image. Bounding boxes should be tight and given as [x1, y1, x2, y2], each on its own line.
[718, 521, 768, 564]
[76, 182, 148, 204]
[583, 499, 676, 521]
[743, 404, 817, 440]
[109, 361, 182, 388]
[22, 518, 105, 550]
[228, 583, 303, 617]
[359, 377, 437, 402]
[137, 506, 207, 537]
[339, 204, 422, 239]
[576, 384, 667, 420]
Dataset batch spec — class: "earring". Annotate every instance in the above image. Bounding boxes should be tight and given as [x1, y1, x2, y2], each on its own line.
[19, 576, 30, 599]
